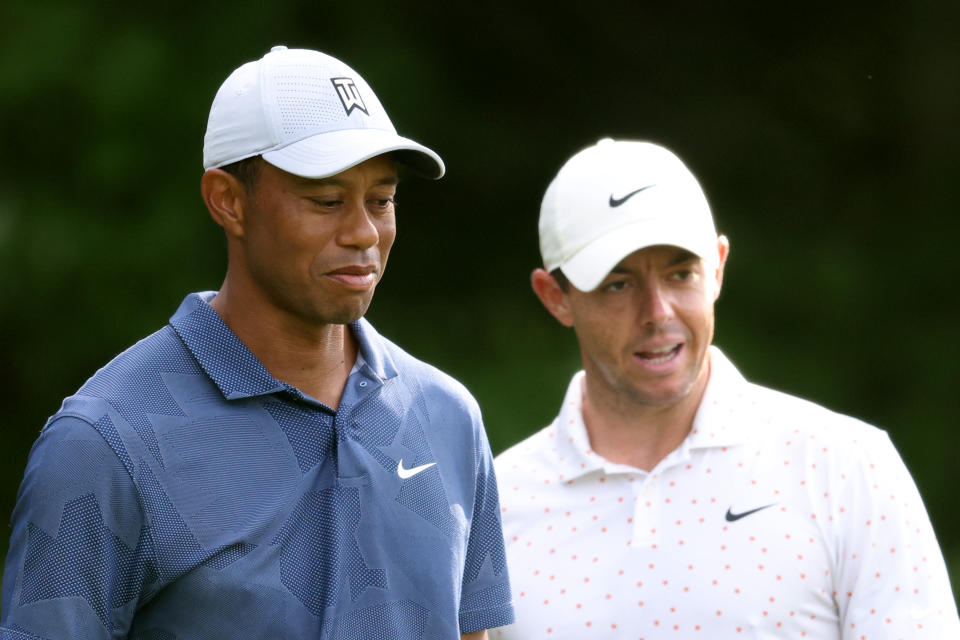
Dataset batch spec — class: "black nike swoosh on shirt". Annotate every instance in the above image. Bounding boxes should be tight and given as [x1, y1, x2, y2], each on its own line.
[724, 503, 776, 522]
[608, 184, 655, 207]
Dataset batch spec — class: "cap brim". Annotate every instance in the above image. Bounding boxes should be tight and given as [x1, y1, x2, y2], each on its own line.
[560, 220, 719, 292]
[261, 128, 444, 179]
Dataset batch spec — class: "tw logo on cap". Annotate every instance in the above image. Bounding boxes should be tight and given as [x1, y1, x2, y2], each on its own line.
[331, 77, 369, 116]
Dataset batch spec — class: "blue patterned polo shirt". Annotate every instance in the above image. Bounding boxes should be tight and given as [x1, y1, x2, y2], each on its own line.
[1, 292, 513, 639]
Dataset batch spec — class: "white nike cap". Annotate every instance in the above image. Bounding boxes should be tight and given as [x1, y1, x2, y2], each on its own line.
[203, 45, 444, 179]
[539, 138, 719, 292]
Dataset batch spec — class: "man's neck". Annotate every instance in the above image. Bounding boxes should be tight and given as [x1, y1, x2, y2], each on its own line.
[209, 284, 358, 409]
[580, 359, 711, 472]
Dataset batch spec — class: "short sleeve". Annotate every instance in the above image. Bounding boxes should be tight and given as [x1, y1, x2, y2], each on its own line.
[458, 411, 515, 634]
[833, 429, 960, 638]
[1, 416, 156, 639]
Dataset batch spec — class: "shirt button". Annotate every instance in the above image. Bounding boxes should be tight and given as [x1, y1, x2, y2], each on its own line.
[359, 381, 368, 388]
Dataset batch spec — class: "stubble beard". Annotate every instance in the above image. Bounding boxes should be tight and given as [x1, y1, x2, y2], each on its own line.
[251, 269, 378, 329]
[593, 342, 710, 413]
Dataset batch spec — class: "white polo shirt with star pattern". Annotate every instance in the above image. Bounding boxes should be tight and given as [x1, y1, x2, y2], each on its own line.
[492, 347, 958, 639]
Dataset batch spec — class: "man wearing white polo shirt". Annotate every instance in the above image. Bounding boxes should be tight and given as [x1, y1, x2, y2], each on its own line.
[492, 139, 958, 638]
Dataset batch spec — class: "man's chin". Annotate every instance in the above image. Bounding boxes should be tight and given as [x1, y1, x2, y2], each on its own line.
[624, 377, 698, 408]
[312, 296, 374, 326]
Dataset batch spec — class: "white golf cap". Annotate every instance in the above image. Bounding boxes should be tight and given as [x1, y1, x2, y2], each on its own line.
[539, 138, 719, 292]
[202, 45, 444, 179]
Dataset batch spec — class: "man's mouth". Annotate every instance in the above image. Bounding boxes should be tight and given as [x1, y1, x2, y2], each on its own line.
[635, 344, 682, 364]
[326, 265, 377, 289]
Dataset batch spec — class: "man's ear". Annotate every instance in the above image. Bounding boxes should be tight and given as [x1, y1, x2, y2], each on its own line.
[200, 169, 249, 238]
[712, 234, 730, 302]
[530, 268, 576, 328]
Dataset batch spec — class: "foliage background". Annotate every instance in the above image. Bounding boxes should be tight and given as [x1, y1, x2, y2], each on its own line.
[1, 0, 957, 603]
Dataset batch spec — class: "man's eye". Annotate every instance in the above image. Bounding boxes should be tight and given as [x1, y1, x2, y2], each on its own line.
[310, 198, 342, 208]
[672, 269, 693, 281]
[364, 198, 396, 215]
[603, 280, 627, 292]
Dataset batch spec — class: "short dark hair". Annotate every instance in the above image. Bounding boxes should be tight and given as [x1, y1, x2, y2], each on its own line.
[219, 155, 264, 192]
[551, 268, 571, 292]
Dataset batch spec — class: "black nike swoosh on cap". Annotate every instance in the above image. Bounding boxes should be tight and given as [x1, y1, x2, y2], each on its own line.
[724, 503, 776, 522]
[608, 184, 655, 208]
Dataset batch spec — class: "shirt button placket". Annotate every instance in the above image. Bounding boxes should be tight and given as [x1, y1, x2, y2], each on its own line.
[631, 477, 660, 548]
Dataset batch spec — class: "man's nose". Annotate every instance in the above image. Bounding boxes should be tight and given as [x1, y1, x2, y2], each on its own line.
[638, 281, 673, 328]
[337, 201, 379, 250]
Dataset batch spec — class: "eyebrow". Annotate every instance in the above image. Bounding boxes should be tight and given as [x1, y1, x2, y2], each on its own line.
[667, 249, 700, 266]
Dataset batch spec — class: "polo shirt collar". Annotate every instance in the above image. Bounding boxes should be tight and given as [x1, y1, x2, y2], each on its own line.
[687, 346, 751, 449]
[169, 292, 398, 401]
[350, 316, 399, 382]
[552, 371, 608, 480]
[552, 346, 751, 480]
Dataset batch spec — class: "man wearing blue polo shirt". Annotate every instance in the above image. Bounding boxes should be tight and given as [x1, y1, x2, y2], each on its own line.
[1, 46, 513, 639]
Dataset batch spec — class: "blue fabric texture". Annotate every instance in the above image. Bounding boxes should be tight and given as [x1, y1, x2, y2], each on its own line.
[1, 292, 513, 639]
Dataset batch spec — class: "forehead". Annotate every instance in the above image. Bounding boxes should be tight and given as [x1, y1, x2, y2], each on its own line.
[610, 245, 701, 272]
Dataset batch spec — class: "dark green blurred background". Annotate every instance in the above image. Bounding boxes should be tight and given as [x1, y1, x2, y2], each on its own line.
[1, 0, 957, 603]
